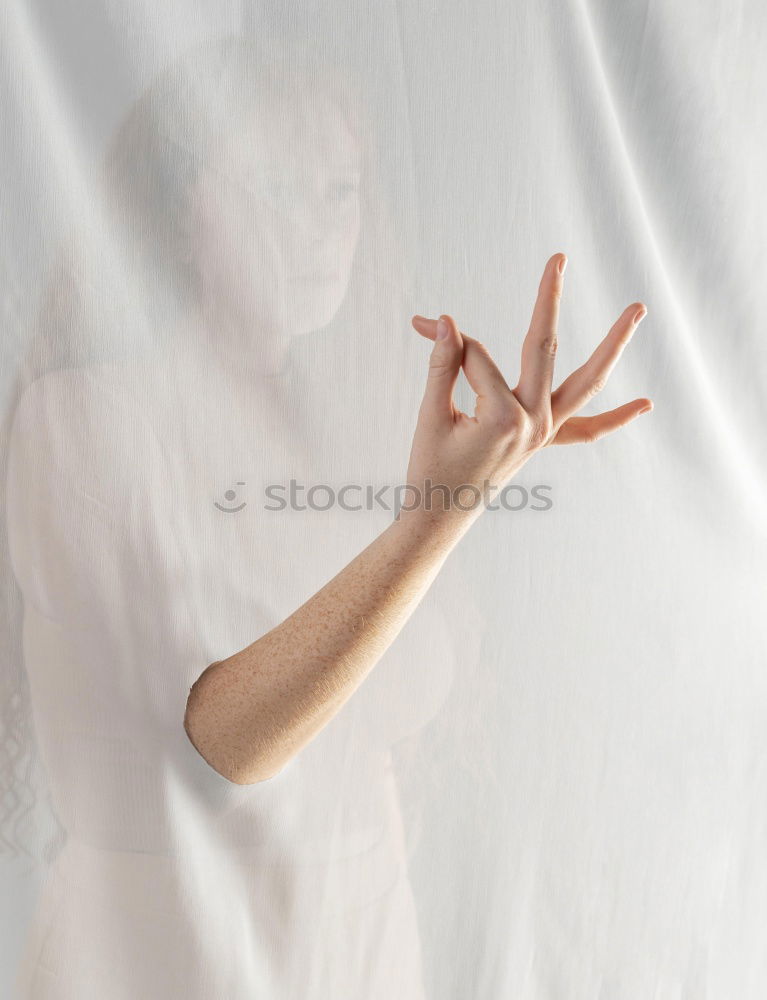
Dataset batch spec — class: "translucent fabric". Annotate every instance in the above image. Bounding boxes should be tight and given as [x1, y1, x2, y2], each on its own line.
[2, 2, 766, 997]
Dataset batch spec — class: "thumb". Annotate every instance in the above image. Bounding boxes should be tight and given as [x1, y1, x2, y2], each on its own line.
[418, 314, 464, 425]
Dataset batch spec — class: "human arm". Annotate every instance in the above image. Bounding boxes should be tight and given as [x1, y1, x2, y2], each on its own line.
[5, 366, 262, 813]
[184, 252, 653, 785]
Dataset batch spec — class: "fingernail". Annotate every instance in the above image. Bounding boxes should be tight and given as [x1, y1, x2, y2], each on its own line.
[437, 318, 449, 339]
[558, 255, 567, 274]
[640, 403, 653, 414]
[634, 306, 647, 324]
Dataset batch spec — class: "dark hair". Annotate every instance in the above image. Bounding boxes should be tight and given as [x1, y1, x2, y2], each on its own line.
[0, 32, 418, 866]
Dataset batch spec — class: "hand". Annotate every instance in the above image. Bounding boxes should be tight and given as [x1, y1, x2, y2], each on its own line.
[403, 253, 652, 522]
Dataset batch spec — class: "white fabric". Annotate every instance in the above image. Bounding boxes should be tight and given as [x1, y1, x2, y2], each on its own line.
[2, 2, 767, 997]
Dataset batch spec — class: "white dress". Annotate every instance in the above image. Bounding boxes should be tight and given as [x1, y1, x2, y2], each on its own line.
[6, 346, 456, 998]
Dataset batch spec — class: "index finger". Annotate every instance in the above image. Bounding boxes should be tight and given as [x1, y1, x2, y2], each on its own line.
[412, 314, 518, 413]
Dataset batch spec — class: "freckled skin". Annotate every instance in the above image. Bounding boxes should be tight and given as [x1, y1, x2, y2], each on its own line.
[184, 504, 474, 783]
[184, 253, 652, 783]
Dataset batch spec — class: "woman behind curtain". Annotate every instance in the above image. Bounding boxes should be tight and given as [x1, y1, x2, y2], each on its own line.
[4, 34, 463, 997]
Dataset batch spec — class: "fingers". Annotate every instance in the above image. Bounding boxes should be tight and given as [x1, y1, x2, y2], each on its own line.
[411, 315, 518, 422]
[514, 253, 567, 413]
[551, 302, 647, 428]
[549, 397, 653, 445]
[410, 314, 464, 426]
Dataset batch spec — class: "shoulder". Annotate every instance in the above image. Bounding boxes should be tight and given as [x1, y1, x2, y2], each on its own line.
[7, 362, 164, 514]
[13, 366, 88, 417]
[14, 360, 147, 412]
[11, 361, 154, 448]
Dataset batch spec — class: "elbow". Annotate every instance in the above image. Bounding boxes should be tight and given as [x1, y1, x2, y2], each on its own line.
[228, 765, 285, 785]
[183, 687, 286, 786]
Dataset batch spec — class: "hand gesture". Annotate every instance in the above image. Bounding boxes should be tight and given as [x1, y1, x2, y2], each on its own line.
[405, 253, 652, 520]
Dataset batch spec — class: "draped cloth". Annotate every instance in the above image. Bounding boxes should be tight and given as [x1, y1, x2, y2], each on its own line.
[2, 2, 766, 997]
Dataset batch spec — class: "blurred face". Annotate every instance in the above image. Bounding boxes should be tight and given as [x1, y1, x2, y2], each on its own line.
[188, 92, 362, 358]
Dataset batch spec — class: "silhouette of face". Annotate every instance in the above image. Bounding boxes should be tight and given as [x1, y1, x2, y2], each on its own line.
[189, 91, 362, 344]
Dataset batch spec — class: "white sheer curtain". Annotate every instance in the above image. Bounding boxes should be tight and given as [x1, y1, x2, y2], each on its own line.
[2, 1, 766, 997]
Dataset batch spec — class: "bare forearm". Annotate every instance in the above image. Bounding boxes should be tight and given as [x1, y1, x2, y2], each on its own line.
[183, 507, 477, 784]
